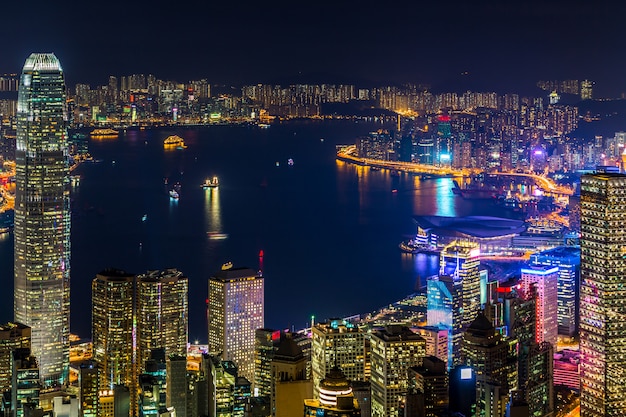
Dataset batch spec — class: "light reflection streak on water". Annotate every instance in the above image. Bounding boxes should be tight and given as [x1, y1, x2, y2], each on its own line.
[204, 187, 222, 232]
[434, 178, 455, 217]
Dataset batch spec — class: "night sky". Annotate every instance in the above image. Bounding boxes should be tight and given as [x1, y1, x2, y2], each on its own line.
[1, 0, 625, 96]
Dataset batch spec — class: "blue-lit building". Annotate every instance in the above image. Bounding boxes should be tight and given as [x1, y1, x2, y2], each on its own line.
[427, 275, 462, 368]
[529, 246, 580, 337]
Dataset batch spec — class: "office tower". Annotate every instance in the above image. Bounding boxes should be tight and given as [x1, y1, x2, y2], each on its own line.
[303, 367, 361, 417]
[311, 319, 366, 399]
[12, 348, 40, 417]
[79, 361, 99, 417]
[207, 357, 237, 417]
[254, 328, 280, 397]
[14, 53, 70, 387]
[370, 326, 426, 417]
[520, 265, 558, 347]
[530, 246, 580, 337]
[272, 335, 312, 417]
[208, 267, 264, 382]
[448, 366, 476, 417]
[580, 173, 626, 416]
[461, 313, 517, 417]
[523, 342, 554, 417]
[414, 327, 448, 364]
[440, 241, 481, 329]
[166, 355, 188, 417]
[426, 275, 462, 367]
[92, 270, 135, 393]
[137, 269, 189, 367]
[404, 356, 449, 417]
[0, 323, 30, 394]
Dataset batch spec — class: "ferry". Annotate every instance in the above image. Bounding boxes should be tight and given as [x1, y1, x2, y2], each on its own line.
[258, 123, 271, 129]
[201, 177, 219, 189]
[164, 135, 186, 149]
[207, 232, 229, 240]
[169, 190, 179, 199]
[90, 128, 119, 137]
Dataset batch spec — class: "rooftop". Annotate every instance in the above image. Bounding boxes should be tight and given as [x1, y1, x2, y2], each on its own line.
[413, 215, 526, 239]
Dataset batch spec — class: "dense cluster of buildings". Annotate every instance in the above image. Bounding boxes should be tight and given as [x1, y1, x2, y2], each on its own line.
[4, 52, 626, 417]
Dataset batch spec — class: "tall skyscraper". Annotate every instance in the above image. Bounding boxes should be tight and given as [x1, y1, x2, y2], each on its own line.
[529, 246, 580, 337]
[580, 173, 626, 416]
[370, 326, 426, 417]
[461, 313, 518, 417]
[439, 241, 481, 329]
[311, 319, 366, 399]
[92, 268, 188, 416]
[208, 266, 264, 382]
[520, 265, 558, 347]
[14, 53, 70, 387]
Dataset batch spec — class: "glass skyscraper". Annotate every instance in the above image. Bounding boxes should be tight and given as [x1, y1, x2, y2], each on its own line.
[580, 173, 626, 416]
[14, 53, 70, 387]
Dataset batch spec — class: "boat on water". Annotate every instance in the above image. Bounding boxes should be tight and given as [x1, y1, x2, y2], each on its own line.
[201, 176, 219, 189]
[370, 166, 381, 171]
[207, 232, 229, 240]
[90, 128, 119, 137]
[164, 135, 187, 149]
[169, 190, 179, 199]
[258, 123, 271, 129]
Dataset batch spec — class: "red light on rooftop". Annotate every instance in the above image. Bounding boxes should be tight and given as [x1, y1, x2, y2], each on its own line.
[438, 115, 451, 122]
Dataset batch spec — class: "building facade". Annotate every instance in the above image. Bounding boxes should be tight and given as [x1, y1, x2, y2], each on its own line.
[311, 319, 366, 399]
[208, 267, 264, 382]
[580, 173, 626, 416]
[14, 53, 71, 387]
[370, 326, 426, 417]
[520, 265, 558, 347]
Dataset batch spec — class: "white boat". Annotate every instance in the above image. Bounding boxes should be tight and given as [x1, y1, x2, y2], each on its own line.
[169, 190, 179, 199]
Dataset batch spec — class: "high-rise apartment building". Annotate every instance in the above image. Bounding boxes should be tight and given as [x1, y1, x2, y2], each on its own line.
[14, 53, 70, 387]
[370, 326, 426, 417]
[311, 319, 366, 399]
[208, 266, 264, 382]
[580, 173, 626, 416]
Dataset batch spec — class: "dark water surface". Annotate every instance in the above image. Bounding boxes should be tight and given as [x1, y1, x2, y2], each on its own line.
[0, 120, 504, 342]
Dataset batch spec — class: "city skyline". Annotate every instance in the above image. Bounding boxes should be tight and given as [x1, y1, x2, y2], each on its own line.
[1, 0, 625, 97]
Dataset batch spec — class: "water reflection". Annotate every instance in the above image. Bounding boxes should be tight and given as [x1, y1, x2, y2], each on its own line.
[204, 187, 222, 233]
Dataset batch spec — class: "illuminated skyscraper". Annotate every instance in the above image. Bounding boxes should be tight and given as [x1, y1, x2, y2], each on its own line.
[580, 173, 626, 416]
[311, 319, 366, 399]
[92, 268, 188, 416]
[14, 53, 70, 387]
[426, 275, 462, 368]
[461, 313, 517, 417]
[92, 270, 135, 392]
[208, 267, 264, 382]
[529, 246, 580, 337]
[440, 241, 481, 329]
[370, 326, 426, 417]
[136, 269, 188, 367]
[0, 322, 30, 394]
[520, 265, 558, 347]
